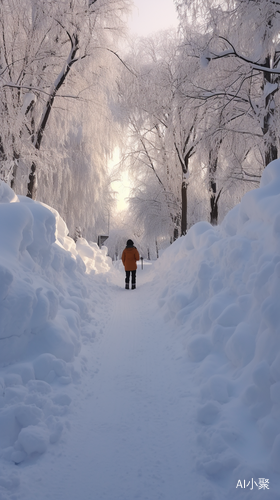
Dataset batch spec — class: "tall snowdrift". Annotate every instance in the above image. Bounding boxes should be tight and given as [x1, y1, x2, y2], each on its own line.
[154, 159, 280, 498]
[0, 182, 111, 471]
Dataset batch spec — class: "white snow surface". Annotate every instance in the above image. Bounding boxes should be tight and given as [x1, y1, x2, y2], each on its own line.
[1, 160, 280, 499]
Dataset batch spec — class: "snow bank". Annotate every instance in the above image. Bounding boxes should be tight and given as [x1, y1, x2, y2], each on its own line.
[0, 181, 111, 480]
[154, 159, 280, 497]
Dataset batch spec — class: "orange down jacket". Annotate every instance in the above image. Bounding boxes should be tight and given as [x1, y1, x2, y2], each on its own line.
[122, 246, 140, 271]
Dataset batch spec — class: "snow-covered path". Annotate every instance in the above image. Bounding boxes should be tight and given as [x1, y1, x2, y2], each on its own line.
[4, 164, 280, 500]
[19, 265, 201, 500]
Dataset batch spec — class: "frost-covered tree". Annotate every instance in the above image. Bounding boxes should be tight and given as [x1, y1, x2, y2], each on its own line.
[116, 31, 183, 241]
[36, 105, 116, 241]
[168, 91, 206, 232]
[170, 5, 269, 225]
[0, 0, 131, 197]
[176, 0, 280, 168]
[0, 0, 131, 240]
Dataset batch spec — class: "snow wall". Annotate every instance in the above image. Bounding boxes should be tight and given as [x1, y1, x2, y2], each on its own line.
[154, 159, 280, 497]
[0, 182, 111, 467]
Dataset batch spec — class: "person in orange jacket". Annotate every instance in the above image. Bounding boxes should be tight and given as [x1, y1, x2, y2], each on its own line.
[121, 239, 140, 289]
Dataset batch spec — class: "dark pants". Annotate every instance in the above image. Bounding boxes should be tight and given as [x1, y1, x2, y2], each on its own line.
[125, 270, 136, 285]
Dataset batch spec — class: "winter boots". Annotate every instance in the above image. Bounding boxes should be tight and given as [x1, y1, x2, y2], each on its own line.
[125, 283, 136, 290]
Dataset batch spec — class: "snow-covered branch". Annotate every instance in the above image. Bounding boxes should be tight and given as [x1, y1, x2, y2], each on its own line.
[3, 83, 81, 100]
[209, 36, 280, 77]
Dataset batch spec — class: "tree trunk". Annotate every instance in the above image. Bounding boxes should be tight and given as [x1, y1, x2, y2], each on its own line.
[27, 162, 37, 198]
[208, 138, 222, 225]
[262, 55, 278, 166]
[210, 182, 222, 225]
[264, 143, 278, 166]
[155, 239, 159, 259]
[174, 137, 193, 237]
[10, 154, 19, 190]
[0, 136, 7, 181]
[181, 178, 187, 235]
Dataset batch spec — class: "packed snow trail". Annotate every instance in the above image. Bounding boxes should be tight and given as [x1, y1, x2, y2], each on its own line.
[19, 263, 206, 500]
[3, 163, 280, 500]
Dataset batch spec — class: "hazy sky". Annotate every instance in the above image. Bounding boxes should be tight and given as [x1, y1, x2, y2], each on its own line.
[129, 0, 178, 36]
